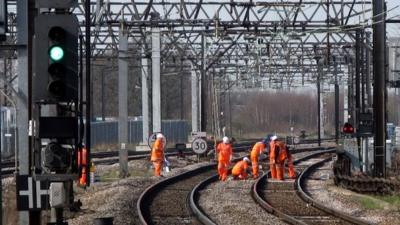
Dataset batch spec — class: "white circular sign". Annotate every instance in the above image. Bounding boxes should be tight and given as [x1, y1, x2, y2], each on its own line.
[192, 138, 208, 154]
[148, 132, 167, 148]
[294, 136, 300, 144]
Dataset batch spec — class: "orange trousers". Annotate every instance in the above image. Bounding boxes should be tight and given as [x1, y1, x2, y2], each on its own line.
[288, 160, 296, 178]
[276, 163, 285, 180]
[218, 161, 229, 181]
[232, 171, 247, 180]
[252, 161, 259, 178]
[270, 163, 277, 179]
[153, 160, 163, 176]
[275, 162, 296, 180]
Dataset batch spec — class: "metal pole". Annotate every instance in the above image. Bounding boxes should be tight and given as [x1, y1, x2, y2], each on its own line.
[141, 47, 150, 144]
[180, 59, 184, 120]
[356, 30, 361, 123]
[343, 83, 349, 123]
[118, 26, 128, 178]
[356, 30, 363, 172]
[348, 59, 354, 124]
[191, 67, 199, 133]
[228, 79, 232, 137]
[317, 60, 321, 147]
[101, 68, 105, 121]
[373, 0, 386, 177]
[85, 0, 92, 186]
[200, 33, 207, 132]
[366, 32, 372, 107]
[365, 32, 372, 108]
[363, 138, 369, 173]
[0, 103, 2, 225]
[361, 31, 366, 112]
[17, 0, 31, 223]
[334, 62, 340, 143]
[152, 25, 161, 133]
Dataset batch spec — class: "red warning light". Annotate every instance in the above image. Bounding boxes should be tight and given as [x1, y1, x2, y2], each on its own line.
[343, 122, 354, 134]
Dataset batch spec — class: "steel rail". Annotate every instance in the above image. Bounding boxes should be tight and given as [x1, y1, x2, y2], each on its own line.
[252, 150, 336, 224]
[252, 149, 372, 225]
[189, 148, 337, 225]
[136, 144, 252, 225]
[296, 157, 372, 225]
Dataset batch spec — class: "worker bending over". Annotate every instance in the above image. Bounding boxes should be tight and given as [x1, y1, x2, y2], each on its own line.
[269, 135, 296, 180]
[269, 135, 279, 179]
[250, 138, 268, 178]
[151, 133, 165, 177]
[216, 136, 233, 181]
[232, 157, 251, 180]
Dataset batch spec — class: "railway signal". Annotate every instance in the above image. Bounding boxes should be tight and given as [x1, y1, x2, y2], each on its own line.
[342, 122, 354, 134]
[22, 3, 83, 224]
[33, 14, 79, 101]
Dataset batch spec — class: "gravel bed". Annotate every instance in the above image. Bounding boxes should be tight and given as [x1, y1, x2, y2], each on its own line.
[146, 170, 215, 225]
[305, 161, 400, 225]
[199, 179, 285, 225]
[67, 156, 211, 225]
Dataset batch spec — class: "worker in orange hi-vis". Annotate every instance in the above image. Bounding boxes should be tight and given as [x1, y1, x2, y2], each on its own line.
[151, 133, 165, 177]
[287, 151, 296, 179]
[269, 135, 279, 179]
[250, 138, 268, 179]
[275, 140, 296, 180]
[216, 136, 233, 181]
[232, 157, 251, 180]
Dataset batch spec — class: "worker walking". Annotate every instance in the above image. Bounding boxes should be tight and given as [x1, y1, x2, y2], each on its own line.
[216, 136, 233, 181]
[250, 138, 268, 178]
[151, 133, 166, 177]
[232, 157, 251, 180]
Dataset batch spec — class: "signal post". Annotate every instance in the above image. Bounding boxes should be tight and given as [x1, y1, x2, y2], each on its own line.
[16, 1, 87, 224]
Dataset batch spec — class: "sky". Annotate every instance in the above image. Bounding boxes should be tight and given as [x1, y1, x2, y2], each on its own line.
[386, 1, 400, 38]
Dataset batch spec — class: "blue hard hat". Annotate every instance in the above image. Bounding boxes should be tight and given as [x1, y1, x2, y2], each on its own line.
[262, 134, 273, 143]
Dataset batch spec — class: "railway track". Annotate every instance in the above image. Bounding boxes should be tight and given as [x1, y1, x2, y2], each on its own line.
[188, 149, 335, 225]
[252, 150, 371, 225]
[137, 146, 334, 225]
[137, 144, 252, 225]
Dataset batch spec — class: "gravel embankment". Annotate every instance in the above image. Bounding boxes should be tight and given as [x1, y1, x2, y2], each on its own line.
[305, 161, 400, 225]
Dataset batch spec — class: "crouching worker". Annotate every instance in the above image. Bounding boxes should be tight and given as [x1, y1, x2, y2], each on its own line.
[232, 157, 251, 180]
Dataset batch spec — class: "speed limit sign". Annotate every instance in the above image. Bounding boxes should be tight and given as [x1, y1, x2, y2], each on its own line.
[191, 138, 208, 154]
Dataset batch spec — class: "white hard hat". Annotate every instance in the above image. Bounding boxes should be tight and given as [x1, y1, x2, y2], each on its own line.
[222, 136, 230, 144]
[156, 133, 165, 139]
[270, 135, 278, 141]
[243, 157, 250, 162]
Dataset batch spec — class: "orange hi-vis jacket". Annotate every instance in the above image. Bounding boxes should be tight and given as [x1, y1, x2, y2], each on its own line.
[151, 139, 165, 162]
[269, 141, 286, 161]
[216, 143, 232, 162]
[232, 160, 248, 175]
[276, 141, 289, 163]
[251, 142, 266, 162]
[269, 141, 277, 160]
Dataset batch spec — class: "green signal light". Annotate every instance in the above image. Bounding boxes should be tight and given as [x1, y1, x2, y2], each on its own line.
[49, 45, 64, 62]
